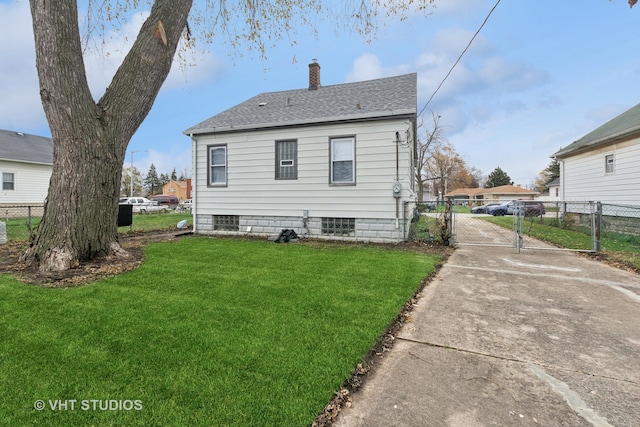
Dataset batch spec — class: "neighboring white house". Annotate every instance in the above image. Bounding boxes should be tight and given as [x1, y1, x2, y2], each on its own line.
[0, 129, 53, 206]
[184, 62, 417, 242]
[536, 177, 560, 203]
[553, 102, 640, 204]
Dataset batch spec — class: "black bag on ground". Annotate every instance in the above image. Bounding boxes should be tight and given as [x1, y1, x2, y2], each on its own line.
[274, 229, 298, 243]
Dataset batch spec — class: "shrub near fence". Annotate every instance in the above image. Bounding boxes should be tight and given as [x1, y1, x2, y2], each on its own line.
[1, 205, 43, 242]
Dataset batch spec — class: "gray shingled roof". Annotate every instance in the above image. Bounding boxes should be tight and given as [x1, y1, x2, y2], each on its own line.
[553, 102, 640, 158]
[184, 73, 417, 135]
[0, 129, 53, 164]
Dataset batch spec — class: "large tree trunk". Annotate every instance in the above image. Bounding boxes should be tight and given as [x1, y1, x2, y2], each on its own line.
[25, 0, 192, 272]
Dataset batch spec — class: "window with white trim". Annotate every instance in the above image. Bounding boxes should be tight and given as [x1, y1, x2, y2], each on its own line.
[330, 137, 355, 184]
[208, 145, 227, 186]
[275, 140, 297, 180]
[2, 172, 14, 190]
[605, 154, 614, 174]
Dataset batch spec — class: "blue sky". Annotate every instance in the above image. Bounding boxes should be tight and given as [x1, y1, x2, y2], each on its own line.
[1, 0, 638, 186]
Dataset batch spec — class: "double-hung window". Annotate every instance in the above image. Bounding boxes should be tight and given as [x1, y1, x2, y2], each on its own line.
[208, 145, 227, 186]
[330, 137, 355, 184]
[605, 154, 615, 174]
[275, 140, 297, 180]
[2, 172, 14, 190]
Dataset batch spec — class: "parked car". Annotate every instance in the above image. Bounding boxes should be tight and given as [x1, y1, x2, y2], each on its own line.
[119, 197, 167, 214]
[487, 202, 511, 216]
[151, 195, 179, 209]
[488, 200, 546, 217]
[470, 203, 500, 214]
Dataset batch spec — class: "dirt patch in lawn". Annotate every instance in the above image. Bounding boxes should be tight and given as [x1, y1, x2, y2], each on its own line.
[0, 230, 188, 287]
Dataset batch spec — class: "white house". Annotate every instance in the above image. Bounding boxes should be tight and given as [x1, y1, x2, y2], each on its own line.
[0, 129, 53, 206]
[184, 62, 417, 242]
[553, 102, 640, 204]
[536, 177, 560, 203]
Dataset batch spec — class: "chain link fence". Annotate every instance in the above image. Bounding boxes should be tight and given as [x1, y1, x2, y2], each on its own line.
[0, 205, 43, 242]
[406, 199, 640, 253]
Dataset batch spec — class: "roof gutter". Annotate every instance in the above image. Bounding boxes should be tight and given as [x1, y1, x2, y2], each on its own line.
[0, 157, 53, 166]
[183, 109, 416, 136]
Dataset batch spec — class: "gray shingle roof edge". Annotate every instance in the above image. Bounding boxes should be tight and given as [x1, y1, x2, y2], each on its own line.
[184, 73, 418, 136]
[553, 102, 640, 158]
[0, 129, 53, 164]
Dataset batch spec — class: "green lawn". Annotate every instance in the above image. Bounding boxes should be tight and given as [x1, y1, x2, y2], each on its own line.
[3, 212, 192, 241]
[483, 216, 640, 270]
[118, 212, 192, 234]
[0, 237, 440, 426]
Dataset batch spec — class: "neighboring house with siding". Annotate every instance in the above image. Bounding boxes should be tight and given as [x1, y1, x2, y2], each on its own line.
[553, 102, 640, 204]
[184, 62, 417, 242]
[536, 177, 560, 203]
[0, 129, 53, 206]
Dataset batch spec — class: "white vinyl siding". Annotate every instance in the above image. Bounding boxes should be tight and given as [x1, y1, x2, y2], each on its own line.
[192, 119, 414, 219]
[560, 137, 640, 203]
[0, 161, 52, 205]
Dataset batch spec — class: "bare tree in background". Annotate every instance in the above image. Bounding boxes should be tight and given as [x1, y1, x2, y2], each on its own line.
[415, 111, 446, 202]
[425, 140, 471, 199]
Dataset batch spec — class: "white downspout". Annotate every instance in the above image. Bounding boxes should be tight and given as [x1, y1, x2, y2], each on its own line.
[190, 134, 197, 233]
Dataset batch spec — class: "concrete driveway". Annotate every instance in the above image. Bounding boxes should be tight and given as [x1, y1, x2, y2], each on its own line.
[334, 244, 640, 426]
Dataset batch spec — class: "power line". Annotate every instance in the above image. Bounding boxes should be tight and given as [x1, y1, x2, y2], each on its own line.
[418, 0, 501, 117]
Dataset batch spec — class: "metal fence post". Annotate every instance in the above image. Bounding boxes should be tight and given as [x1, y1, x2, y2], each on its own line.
[446, 199, 454, 246]
[594, 201, 602, 252]
[27, 206, 33, 240]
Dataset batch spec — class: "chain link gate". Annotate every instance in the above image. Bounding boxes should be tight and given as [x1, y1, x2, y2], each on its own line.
[451, 200, 600, 253]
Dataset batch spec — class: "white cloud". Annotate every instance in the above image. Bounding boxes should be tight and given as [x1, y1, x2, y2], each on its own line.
[136, 148, 192, 181]
[345, 53, 411, 82]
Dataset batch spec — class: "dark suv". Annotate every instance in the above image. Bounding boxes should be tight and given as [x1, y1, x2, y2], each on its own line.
[488, 200, 545, 217]
[151, 195, 179, 209]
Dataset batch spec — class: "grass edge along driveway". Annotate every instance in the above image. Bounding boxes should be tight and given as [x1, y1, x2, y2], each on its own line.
[0, 237, 441, 426]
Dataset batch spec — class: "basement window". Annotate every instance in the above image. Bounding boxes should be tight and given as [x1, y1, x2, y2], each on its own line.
[322, 217, 355, 236]
[213, 215, 239, 231]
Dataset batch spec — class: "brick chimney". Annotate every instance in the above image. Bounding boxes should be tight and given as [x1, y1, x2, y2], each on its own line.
[308, 59, 320, 90]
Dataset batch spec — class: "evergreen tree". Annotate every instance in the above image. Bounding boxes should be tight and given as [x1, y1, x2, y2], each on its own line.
[144, 164, 161, 196]
[534, 159, 560, 193]
[171, 168, 178, 181]
[159, 173, 170, 187]
[484, 167, 513, 188]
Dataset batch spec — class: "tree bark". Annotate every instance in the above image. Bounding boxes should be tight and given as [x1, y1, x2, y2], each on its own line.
[25, 0, 192, 271]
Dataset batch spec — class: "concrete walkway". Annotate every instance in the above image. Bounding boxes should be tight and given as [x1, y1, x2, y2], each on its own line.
[334, 245, 640, 427]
